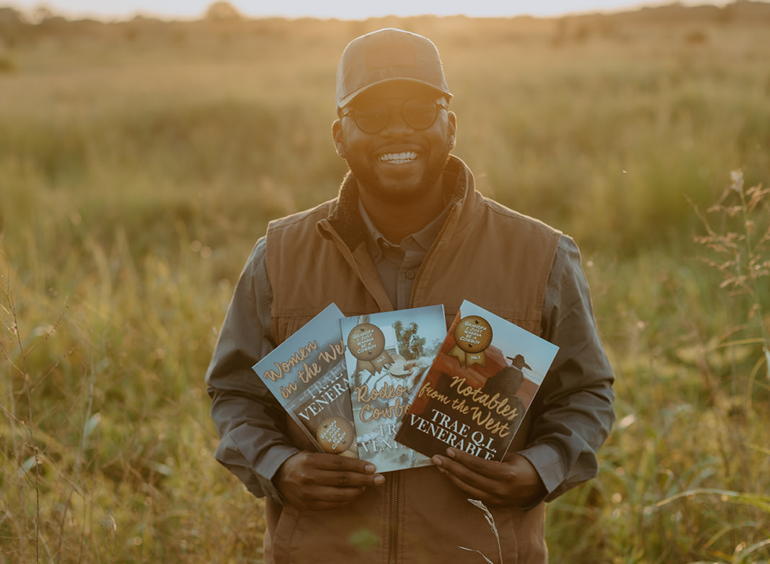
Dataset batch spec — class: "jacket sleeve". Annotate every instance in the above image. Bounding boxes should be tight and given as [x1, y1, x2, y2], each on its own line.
[517, 235, 615, 502]
[205, 237, 300, 501]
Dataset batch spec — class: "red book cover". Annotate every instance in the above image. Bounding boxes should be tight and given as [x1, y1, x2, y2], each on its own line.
[395, 300, 559, 461]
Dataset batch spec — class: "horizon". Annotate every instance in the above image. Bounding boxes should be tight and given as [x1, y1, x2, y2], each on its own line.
[3, 0, 735, 21]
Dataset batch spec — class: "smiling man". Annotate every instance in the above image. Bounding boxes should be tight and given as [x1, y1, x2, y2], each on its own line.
[332, 78, 455, 245]
[206, 28, 614, 563]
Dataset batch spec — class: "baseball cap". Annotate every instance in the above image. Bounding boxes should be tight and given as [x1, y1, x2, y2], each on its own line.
[336, 28, 452, 109]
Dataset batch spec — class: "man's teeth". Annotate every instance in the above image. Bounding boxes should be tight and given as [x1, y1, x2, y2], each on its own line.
[379, 152, 417, 164]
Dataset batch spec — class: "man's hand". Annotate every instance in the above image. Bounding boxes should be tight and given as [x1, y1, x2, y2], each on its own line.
[432, 449, 546, 507]
[274, 452, 385, 510]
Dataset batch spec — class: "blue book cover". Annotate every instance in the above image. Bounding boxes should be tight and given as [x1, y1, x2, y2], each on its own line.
[341, 305, 446, 473]
[251, 303, 357, 458]
[396, 300, 559, 461]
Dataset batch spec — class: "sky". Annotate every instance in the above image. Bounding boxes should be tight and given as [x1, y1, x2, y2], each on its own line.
[7, 0, 731, 20]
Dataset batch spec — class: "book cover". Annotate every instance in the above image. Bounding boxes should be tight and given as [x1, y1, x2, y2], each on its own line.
[395, 300, 559, 461]
[340, 305, 446, 473]
[251, 303, 357, 457]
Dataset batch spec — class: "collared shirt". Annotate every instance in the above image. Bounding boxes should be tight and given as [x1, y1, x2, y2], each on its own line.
[357, 199, 451, 309]
[206, 206, 614, 505]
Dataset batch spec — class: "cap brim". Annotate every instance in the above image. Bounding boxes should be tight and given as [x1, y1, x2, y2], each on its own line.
[337, 77, 452, 109]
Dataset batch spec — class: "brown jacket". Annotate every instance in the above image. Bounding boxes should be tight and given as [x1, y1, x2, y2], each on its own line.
[264, 156, 561, 564]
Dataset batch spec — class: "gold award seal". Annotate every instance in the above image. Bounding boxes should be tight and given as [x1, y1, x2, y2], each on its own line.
[347, 322, 394, 376]
[316, 416, 355, 454]
[449, 315, 493, 367]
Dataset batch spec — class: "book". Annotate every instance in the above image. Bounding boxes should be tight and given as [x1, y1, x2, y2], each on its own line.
[340, 305, 446, 472]
[251, 303, 357, 457]
[395, 300, 559, 461]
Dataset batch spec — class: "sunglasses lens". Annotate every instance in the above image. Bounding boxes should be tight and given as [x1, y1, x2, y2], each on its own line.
[354, 109, 389, 133]
[403, 100, 438, 130]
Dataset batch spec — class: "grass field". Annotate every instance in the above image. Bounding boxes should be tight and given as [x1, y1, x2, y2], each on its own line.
[2, 5, 770, 562]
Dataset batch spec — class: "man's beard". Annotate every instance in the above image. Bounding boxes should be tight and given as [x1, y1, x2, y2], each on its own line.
[349, 154, 449, 206]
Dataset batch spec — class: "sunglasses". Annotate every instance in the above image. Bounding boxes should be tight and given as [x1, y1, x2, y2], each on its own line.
[340, 99, 448, 134]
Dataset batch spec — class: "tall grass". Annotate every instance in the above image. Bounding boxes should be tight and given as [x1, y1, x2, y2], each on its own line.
[1, 11, 769, 562]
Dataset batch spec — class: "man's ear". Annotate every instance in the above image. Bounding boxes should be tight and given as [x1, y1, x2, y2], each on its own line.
[447, 110, 457, 150]
[332, 119, 345, 159]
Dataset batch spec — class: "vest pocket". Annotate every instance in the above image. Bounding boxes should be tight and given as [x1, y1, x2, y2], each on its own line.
[270, 503, 301, 564]
[400, 466, 519, 564]
[507, 503, 547, 563]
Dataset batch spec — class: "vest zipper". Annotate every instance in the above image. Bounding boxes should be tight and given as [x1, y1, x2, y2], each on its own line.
[387, 472, 400, 564]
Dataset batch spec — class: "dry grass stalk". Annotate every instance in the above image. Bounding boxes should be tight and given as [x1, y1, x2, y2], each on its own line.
[457, 498, 504, 564]
[694, 170, 770, 382]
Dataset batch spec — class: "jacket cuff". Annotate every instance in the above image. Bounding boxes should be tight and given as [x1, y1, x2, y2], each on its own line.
[226, 424, 299, 481]
[517, 443, 565, 502]
[215, 426, 300, 503]
[256, 444, 301, 484]
[261, 448, 299, 505]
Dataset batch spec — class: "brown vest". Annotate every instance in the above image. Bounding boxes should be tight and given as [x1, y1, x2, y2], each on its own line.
[264, 157, 561, 564]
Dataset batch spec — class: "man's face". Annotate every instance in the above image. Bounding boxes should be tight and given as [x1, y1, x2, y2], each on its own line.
[333, 81, 457, 205]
